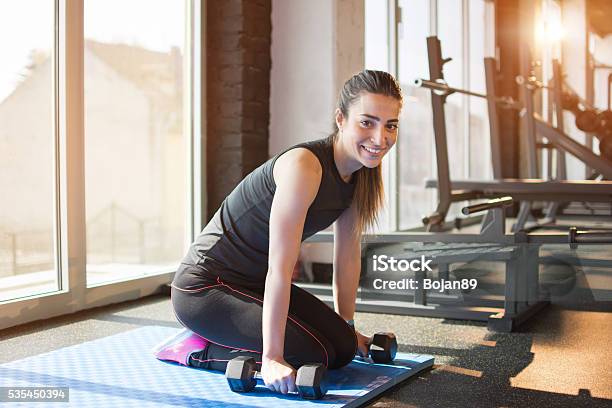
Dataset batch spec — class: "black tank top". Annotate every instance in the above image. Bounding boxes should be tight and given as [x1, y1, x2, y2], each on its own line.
[173, 137, 356, 288]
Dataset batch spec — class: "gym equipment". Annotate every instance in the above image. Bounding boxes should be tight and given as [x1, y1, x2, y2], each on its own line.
[553, 77, 612, 176]
[462, 196, 513, 215]
[368, 332, 398, 363]
[369, 198, 548, 333]
[597, 110, 612, 139]
[561, 93, 612, 141]
[424, 179, 612, 202]
[600, 136, 612, 162]
[574, 108, 600, 133]
[303, 192, 610, 332]
[298, 38, 610, 334]
[0, 326, 435, 407]
[306, 239, 547, 331]
[561, 91, 580, 111]
[609, 72, 612, 111]
[568, 226, 612, 248]
[416, 37, 612, 233]
[413, 78, 521, 110]
[225, 356, 326, 400]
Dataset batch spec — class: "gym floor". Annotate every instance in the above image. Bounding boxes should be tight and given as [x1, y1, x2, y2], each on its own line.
[1, 291, 610, 407]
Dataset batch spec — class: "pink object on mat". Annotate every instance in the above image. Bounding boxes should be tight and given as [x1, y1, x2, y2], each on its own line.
[152, 328, 209, 366]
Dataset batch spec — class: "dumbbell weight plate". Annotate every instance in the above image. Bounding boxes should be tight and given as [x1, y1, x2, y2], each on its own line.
[598, 110, 612, 124]
[225, 356, 257, 393]
[370, 332, 398, 364]
[600, 137, 612, 162]
[226, 357, 327, 400]
[575, 109, 599, 133]
[296, 364, 327, 400]
[596, 110, 612, 140]
[561, 92, 579, 112]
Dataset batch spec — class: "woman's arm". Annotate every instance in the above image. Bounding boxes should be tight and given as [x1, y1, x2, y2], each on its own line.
[333, 202, 372, 356]
[332, 201, 361, 322]
[262, 148, 321, 393]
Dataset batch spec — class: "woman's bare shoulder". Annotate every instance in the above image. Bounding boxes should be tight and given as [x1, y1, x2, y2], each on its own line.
[273, 147, 322, 186]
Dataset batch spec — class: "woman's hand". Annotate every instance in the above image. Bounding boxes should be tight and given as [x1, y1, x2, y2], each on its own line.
[355, 329, 371, 358]
[261, 356, 297, 394]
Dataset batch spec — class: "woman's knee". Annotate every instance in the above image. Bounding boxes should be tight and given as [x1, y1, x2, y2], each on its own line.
[329, 341, 357, 369]
[284, 319, 337, 369]
[328, 327, 357, 369]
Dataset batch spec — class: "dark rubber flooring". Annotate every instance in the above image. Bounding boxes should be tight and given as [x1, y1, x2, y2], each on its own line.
[1, 291, 610, 407]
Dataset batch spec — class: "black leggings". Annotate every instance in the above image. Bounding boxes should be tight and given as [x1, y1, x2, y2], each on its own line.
[170, 269, 357, 372]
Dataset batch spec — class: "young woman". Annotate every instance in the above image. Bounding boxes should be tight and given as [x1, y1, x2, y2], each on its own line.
[171, 70, 402, 395]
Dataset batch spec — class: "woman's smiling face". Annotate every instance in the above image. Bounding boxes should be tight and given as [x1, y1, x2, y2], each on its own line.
[336, 92, 401, 169]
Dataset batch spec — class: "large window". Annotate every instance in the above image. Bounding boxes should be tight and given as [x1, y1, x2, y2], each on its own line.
[84, 0, 189, 286]
[365, 0, 495, 230]
[396, 0, 435, 229]
[0, 0, 201, 328]
[0, 1, 56, 301]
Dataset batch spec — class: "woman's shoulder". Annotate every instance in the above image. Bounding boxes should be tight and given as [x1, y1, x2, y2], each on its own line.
[271, 149, 323, 201]
[274, 147, 322, 180]
[269, 138, 332, 186]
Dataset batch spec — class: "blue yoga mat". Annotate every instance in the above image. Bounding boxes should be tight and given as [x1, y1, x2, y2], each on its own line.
[0, 326, 434, 407]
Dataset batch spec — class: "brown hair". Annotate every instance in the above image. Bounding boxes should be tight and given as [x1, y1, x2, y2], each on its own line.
[330, 70, 403, 235]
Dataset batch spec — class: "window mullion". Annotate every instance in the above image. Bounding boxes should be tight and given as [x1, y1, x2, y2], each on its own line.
[58, 0, 86, 306]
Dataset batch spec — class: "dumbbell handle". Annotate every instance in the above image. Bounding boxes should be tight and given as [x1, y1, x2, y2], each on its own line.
[235, 367, 302, 394]
[248, 365, 325, 390]
[246, 368, 291, 383]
